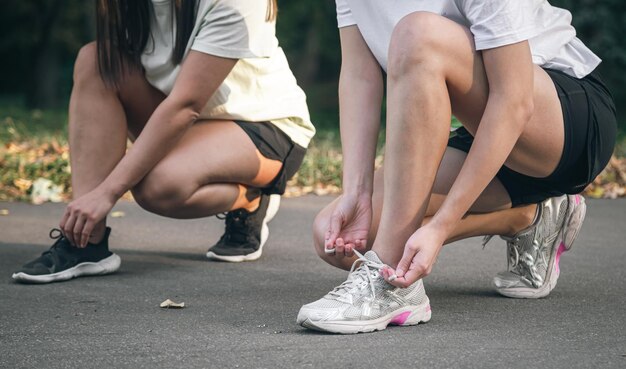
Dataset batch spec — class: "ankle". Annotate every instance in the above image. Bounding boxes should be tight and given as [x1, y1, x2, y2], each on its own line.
[507, 204, 538, 236]
[89, 224, 108, 245]
[243, 196, 261, 212]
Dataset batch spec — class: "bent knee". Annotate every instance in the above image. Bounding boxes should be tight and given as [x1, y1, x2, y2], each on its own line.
[74, 42, 100, 84]
[388, 12, 452, 77]
[132, 172, 189, 217]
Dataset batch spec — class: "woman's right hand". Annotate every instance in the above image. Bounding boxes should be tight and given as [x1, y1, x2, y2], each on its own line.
[325, 193, 372, 257]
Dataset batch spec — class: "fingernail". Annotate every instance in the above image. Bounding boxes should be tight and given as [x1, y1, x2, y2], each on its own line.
[396, 269, 404, 276]
[389, 274, 397, 282]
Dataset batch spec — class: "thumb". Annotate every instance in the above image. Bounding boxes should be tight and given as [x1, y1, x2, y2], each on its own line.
[325, 212, 343, 249]
[395, 245, 416, 278]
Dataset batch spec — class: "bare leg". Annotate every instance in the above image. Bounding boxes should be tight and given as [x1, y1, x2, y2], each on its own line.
[371, 13, 564, 267]
[68, 43, 282, 241]
[131, 120, 283, 219]
[68, 43, 165, 243]
[313, 149, 537, 270]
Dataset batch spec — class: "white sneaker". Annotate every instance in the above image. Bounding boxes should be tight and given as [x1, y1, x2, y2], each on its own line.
[297, 250, 431, 334]
[491, 195, 586, 298]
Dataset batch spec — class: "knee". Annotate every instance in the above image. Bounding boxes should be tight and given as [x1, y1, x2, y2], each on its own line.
[73, 42, 100, 85]
[387, 12, 446, 79]
[132, 170, 188, 217]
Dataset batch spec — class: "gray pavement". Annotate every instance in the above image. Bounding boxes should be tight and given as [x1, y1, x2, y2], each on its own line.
[0, 196, 625, 369]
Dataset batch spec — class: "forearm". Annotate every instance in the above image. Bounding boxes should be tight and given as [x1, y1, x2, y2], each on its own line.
[431, 97, 532, 234]
[99, 99, 198, 198]
[339, 71, 383, 196]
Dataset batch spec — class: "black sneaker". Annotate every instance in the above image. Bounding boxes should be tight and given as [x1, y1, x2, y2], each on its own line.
[12, 227, 121, 284]
[206, 194, 280, 262]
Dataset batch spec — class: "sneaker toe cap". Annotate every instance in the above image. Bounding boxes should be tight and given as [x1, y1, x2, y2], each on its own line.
[297, 305, 343, 324]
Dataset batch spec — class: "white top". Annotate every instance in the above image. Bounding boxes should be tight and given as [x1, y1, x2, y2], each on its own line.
[141, 0, 315, 148]
[336, 0, 600, 79]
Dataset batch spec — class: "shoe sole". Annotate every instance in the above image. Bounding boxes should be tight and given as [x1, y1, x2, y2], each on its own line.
[206, 194, 280, 263]
[497, 195, 586, 299]
[11, 253, 121, 284]
[297, 301, 431, 334]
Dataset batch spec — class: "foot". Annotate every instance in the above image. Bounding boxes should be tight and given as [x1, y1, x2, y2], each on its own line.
[12, 227, 121, 284]
[206, 194, 280, 262]
[492, 195, 586, 298]
[297, 250, 431, 334]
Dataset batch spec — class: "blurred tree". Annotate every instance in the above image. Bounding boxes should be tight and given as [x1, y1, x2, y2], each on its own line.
[0, 0, 93, 108]
[551, 0, 626, 119]
[0, 0, 622, 128]
[276, 0, 341, 115]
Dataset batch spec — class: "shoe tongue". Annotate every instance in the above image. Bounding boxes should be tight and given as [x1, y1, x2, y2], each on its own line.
[363, 250, 383, 264]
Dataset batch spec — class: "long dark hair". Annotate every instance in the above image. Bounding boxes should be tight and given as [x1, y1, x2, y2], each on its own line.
[96, 0, 278, 86]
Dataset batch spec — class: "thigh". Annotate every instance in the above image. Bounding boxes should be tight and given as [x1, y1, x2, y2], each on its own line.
[316, 147, 512, 248]
[402, 14, 565, 178]
[115, 66, 166, 140]
[142, 120, 283, 196]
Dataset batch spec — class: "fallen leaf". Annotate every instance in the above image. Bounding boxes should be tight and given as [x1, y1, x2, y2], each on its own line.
[0, 209, 9, 216]
[111, 211, 125, 218]
[159, 299, 185, 309]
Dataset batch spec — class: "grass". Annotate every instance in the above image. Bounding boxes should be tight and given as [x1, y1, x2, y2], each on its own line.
[1, 103, 625, 202]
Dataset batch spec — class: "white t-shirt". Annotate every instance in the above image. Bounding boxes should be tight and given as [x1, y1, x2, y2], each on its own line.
[336, 0, 600, 79]
[141, 0, 315, 148]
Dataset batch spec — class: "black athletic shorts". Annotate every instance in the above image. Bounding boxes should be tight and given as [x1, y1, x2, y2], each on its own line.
[234, 120, 307, 195]
[448, 68, 617, 207]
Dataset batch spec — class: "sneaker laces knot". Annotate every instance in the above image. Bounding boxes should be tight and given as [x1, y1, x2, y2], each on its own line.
[328, 250, 386, 302]
[222, 210, 250, 244]
[45, 228, 71, 253]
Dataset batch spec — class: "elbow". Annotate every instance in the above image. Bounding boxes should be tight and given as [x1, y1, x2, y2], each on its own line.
[498, 95, 534, 134]
[164, 98, 202, 127]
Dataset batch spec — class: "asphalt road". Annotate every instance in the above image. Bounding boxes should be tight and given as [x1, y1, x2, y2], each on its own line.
[1, 197, 625, 369]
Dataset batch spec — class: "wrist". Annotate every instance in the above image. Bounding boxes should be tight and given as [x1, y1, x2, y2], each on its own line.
[342, 185, 373, 199]
[427, 215, 455, 239]
[98, 180, 125, 202]
[342, 177, 373, 197]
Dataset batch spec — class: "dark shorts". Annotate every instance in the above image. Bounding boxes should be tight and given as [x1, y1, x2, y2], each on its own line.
[448, 68, 617, 207]
[234, 120, 307, 195]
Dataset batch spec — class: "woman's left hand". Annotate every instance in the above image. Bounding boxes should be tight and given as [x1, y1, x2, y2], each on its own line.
[381, 224, 447, 288]
[60, 187, 117, 248]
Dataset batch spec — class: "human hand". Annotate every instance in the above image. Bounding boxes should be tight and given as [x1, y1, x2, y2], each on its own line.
[325, 193, 372, 258]
[381, 224, 446, 288]
[59, 187, 117, 247]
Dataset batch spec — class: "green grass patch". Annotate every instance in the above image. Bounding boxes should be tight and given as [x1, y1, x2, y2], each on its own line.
[1, 103, 625, 202]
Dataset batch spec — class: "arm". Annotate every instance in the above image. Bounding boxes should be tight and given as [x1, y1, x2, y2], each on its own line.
[432, 41, 534, 235]
[338, 26, 384, 195]
[388, 40, 535, 285]
[102, 51, 236, 197]
[63, 51, 236, 247]
[325, 26, 384, 253]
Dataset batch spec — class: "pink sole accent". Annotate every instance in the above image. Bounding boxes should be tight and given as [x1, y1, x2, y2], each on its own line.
[389, 311, 411, 325]
[554, 242, 567, 274]
[575, 195, 581, 205]
[426, 305, 431, 312]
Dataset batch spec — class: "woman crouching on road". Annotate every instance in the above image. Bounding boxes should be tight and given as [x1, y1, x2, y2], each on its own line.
[13, 0, 315, 283]
[297, 0, 616, 334]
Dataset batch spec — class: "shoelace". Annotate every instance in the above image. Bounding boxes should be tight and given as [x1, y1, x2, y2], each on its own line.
[43, 228, 69, 254]
[484, 235, 521, 269]
[220, 210, 251, 244]
[327, 250, 386, 302]
[483, 234, 547, 287]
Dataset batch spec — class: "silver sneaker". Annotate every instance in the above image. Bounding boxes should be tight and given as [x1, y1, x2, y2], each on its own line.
[297, 250, 431, 334]
[491, 195, 586, 299]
